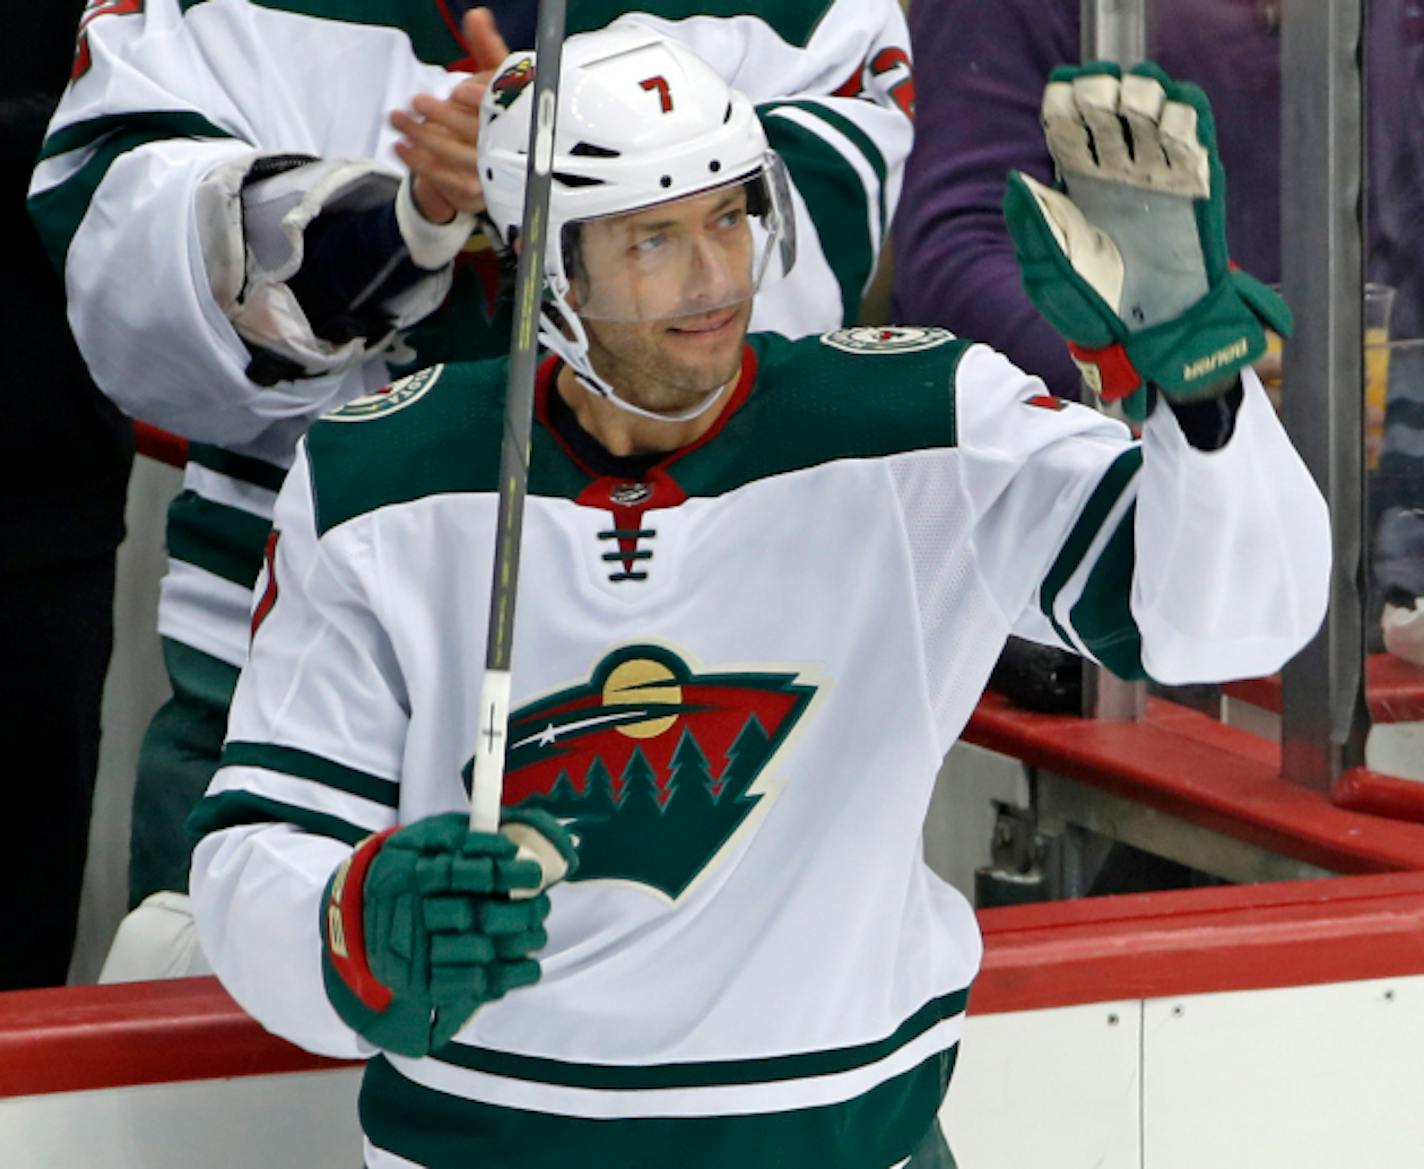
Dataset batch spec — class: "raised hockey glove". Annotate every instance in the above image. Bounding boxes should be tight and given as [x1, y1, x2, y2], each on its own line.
[320, 808, 576, 1058]
[1003, 62, 1292, 418]
[198, 155, 464, 385]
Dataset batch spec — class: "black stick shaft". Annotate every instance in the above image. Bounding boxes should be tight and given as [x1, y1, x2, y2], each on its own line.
[471, 0, 567, 832]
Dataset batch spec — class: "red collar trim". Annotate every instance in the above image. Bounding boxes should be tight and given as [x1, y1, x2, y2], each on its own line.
[533, 345, 759, 483]
[435, 0, 474, 70]
[534, 354, 588, 474]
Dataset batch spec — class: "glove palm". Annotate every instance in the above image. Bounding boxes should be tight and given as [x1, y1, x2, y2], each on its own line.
[1004, 62, 1292, 415]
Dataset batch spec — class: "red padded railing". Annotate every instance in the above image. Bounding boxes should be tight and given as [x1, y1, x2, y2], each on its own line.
[133, 420, 188, 469]
[2, 872, 1422, 1099]
[963, 691, 1424, 870]
[0, 976, 347, 1098]
[974, 870, 1424, 1013]
[1222, 653, 1424, 724]
[1220, 657, 1424, 823]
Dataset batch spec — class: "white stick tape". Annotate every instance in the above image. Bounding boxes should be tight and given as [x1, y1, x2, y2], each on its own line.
[469, 668, 513, 833]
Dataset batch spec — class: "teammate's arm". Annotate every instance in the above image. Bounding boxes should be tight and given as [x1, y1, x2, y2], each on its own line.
[27, 0, 468, 446]
[890, 0, 1082, 393]
[597, 0, 914, 332]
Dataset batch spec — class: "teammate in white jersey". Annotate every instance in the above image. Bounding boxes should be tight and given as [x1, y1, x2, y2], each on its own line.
[189, 33, 1328, 1169]
[28, 0, 913, 973]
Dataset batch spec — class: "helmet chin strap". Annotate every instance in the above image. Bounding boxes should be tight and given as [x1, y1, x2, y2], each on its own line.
[539, 299, 736, 425]
[576, 370, 731, 423]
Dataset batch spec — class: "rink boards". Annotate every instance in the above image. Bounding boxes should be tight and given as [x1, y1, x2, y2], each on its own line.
[3, 872, 1423, 1169]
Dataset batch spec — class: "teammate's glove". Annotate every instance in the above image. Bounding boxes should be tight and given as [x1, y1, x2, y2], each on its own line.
[320, 808, 577, 1058]
[197, 155, 462, 386]
[1003, 62, 1293, 417]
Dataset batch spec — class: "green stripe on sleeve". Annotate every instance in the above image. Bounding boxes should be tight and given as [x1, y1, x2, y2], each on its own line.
[220, 741, 400, 808]
[186, 789, 372, 846]
[35, 110, 235, 164]
[433, 987, 968, 1089]
[182, 0, 466, 64]
[30, 112, 237, 270]
[1067, 505, 1147, 679]
[769, 98, 887, 236]
[1038, 446, 1142, 648]
[758, 104, 876, 323]
[166, 490, 272, 589]
[188, 442, 290, 492]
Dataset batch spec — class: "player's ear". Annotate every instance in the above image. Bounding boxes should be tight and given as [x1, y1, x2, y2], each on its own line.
[561, 225, 586, 311]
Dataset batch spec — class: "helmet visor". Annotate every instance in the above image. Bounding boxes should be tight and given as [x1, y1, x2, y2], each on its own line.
[560, 155, 796, 323]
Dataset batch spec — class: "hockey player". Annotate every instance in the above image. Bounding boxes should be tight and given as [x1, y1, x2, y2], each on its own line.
[28, 0, 913, 975]
[190, 32, 1330, 1168]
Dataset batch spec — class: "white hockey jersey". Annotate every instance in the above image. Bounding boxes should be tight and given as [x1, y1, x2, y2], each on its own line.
[190, 328, 1330, 1169]
[29, 0, 913, 674]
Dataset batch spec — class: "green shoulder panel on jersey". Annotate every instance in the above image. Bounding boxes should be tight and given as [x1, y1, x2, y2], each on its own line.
[30, 112, 236, 271]
[305, 362, 589, 536]
[672, 329, 965, 498]
[567, 0, 838, 47]
[179, 0, 464, 65]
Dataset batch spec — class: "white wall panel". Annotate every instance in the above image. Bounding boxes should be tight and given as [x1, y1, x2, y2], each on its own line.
[1143, 976, 1424, 1168]
[943, 1001, 1142, 1168]
[0, 1069, 361, 1169]
[72, 456, 182, 984]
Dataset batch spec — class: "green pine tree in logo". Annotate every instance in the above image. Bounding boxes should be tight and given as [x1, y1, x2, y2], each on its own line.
[493, 646, 817, 900]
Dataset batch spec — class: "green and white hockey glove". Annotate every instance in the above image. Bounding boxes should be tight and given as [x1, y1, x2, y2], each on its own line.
[1003, 62, 1293, 417]
[320, 808, 577, 1058]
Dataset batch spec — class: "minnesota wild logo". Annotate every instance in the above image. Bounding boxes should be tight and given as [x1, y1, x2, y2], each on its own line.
[492, 57, 536, 110]
[324, 366, 442, 422]
[820, 325, 953, 355]
[469, 646, 817, 900]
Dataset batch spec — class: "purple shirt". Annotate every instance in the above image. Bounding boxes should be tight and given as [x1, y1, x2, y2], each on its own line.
[893, 0, 1424, 397]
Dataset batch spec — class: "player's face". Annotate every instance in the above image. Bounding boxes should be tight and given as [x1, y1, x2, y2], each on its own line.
[570, 185, 755, 412]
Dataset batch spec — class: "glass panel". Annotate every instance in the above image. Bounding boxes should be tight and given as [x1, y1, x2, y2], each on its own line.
[1141, 0, 1287, 723]
[1146, 0, 1284, 284]
[1364, 0, 1424, 777]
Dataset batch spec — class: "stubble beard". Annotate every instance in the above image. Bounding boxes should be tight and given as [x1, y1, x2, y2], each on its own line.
[584, 300, 751, 415]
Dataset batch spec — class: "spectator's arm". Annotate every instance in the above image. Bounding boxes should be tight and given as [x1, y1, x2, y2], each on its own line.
[891, 0, 1083, 397]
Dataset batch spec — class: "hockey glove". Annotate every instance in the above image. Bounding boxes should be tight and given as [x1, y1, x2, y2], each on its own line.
[1003, 62, 1292, 418]
[197, 155, 462, 385]
[320, 808, 576, 1058]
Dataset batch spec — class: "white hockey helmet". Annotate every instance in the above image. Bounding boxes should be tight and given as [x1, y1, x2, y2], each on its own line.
[477, 25, 795, 415]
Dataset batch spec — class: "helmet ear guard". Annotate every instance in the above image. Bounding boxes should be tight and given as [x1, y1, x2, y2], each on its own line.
[476, 26, 796, 418]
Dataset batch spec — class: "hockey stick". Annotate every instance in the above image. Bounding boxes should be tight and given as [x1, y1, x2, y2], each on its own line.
[469, 0, 568, 833]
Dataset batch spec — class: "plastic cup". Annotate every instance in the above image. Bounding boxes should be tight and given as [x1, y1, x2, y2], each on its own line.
[1256, 283, 1394, 468]
[1364, 282, 1396, 469]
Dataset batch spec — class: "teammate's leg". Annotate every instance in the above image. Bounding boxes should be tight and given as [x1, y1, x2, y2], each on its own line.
[128, 639, 239, 907]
